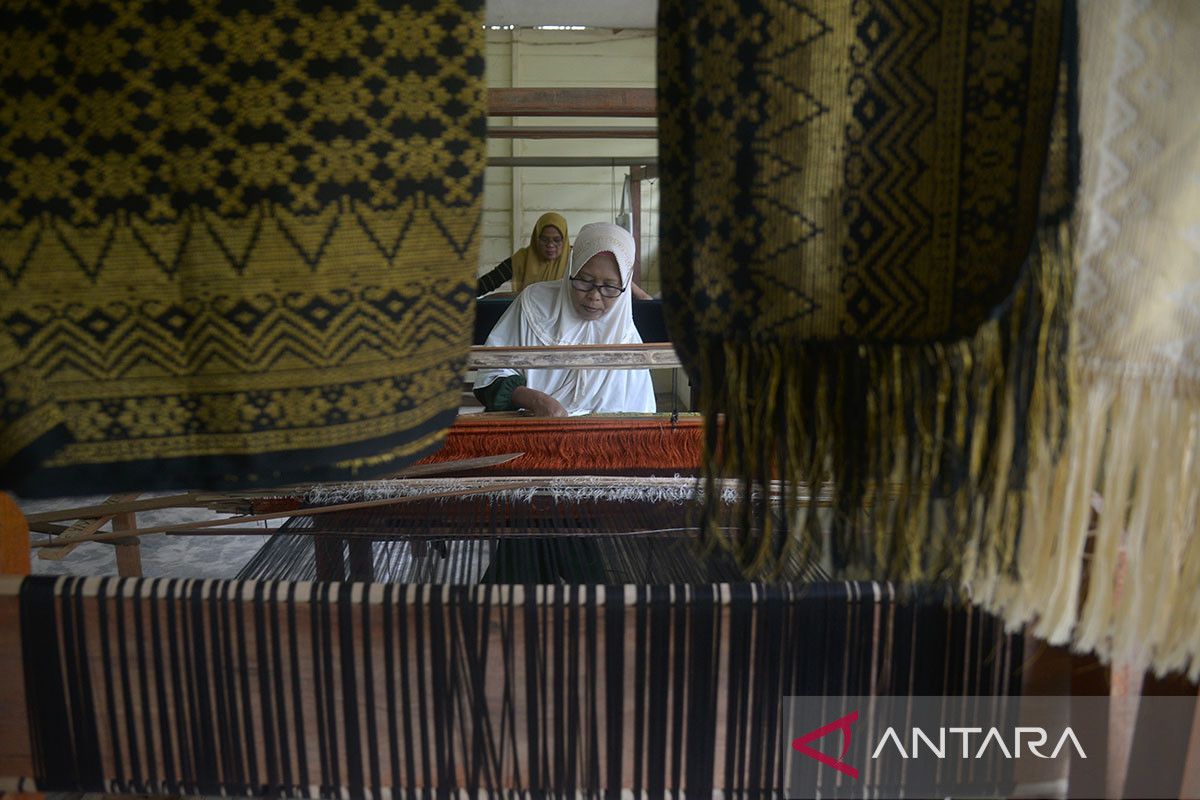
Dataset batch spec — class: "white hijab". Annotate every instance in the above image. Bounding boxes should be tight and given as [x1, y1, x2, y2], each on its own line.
[474, 222, 656, 415]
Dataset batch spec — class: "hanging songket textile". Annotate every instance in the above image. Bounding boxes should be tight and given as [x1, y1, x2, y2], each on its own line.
[660, 0, 1200, 678]
[658, 0, 1072, 578]
[659, 2, 1061, 633]
[0, 1, 486, 496]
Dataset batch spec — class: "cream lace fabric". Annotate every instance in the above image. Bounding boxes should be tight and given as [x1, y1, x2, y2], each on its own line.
[1075, 0, 1200, 377]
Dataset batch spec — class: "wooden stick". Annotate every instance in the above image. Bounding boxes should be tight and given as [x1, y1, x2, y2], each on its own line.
[488, 87, 655, 117]
[161, 528, 276, 535]
[28, 455, 527, 522]
[630, 165, 643, 283]
[384, 452, 525, 477]
[25, 492, 208, 525]
[38, 492, 141, 560]
[198, 454, 531, 513]
[1105, 547, 1143, 800]
[468, 343, 681, 370]
[39, 517, 113, 560]
[628, 164, 660, 181]
[111, 510, 143, 577]
[28, 522, 70, 536]
[29, 484, 543, 548]
[159, 526, 714, 539]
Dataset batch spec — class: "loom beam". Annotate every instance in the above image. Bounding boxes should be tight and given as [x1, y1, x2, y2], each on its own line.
[487, 87, 656, 117]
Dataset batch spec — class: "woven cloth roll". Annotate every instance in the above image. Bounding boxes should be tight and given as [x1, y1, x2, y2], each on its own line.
[413, 414, 705, 475]
[658, 1, 1071, 581]
[0, 1, 486, 495]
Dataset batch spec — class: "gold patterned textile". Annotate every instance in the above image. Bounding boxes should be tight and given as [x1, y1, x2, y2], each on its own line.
[658, 1, 1070, 580]
[985, 0, 1200, 677]
[0, 1, 486, 496]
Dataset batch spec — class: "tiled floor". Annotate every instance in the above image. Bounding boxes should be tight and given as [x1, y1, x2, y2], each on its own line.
[19, 492, 274, 580]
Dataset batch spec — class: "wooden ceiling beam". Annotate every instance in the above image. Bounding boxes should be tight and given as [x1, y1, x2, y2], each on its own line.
[488, 87, 655, 117]
[488, 125, 654, 139]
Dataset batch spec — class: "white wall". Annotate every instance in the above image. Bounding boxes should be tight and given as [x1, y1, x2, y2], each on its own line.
[486, 0, 656, 29]
[481, 28, 661, 292]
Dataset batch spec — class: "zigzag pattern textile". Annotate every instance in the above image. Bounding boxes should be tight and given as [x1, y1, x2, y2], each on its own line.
[0, 1, 486, 496]
[658, 1, 1072, 590]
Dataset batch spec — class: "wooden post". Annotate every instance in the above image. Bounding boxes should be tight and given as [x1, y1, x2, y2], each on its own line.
[630, 170, 643, 287]
[0, 494, 30, 576]
[111, 510, 143, 577]
[0, 493, 39, 800]
[1105, 547, 1141, 800]
[1107, 660, 1144, 800]
[1010, 639, 1072, 798]
[314, 536, 345, 581]
[627, 164, 658, 292]
[348, 540, 375, 582]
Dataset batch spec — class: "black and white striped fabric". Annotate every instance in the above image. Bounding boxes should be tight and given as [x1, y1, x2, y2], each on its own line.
[17, 575, 1021, 797]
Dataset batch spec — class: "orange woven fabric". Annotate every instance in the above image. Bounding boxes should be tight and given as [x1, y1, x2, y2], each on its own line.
[418, 415, 704, 475]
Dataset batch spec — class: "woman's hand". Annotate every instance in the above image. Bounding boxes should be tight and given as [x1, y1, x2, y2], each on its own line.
[512, 386, 568, 417]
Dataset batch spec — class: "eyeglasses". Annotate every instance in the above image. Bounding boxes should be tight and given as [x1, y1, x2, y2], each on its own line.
[538, 235, 563, 247]
[570, 278, 626, 298]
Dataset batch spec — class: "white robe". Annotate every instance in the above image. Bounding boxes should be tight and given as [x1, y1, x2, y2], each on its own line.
[474, 223, 656, 415]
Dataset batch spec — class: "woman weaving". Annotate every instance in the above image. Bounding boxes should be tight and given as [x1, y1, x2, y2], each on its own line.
[476, 212, 571, 296]
[474, 222, 656, 416]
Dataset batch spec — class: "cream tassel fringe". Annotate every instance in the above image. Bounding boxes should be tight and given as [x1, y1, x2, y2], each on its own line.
[693, 219, 1200, 677]
[982, 374, 1200, 679]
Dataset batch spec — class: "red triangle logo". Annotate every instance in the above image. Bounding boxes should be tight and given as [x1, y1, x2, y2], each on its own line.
[791, 710, 859, 779]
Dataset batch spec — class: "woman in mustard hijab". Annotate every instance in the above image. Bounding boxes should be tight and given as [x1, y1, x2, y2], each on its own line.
[477, 212, 571, 296]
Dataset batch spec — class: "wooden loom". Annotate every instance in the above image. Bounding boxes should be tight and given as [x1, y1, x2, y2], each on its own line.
[0, 339, 1032, 797]
[12, 342, 700, 578]
[2, 302, 1200, 800]
[8, 483, 1200, 796]
[0, 490, 1033, 798]
[7, 468, 1200, 794]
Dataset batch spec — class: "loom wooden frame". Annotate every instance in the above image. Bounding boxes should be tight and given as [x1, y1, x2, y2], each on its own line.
[15, 344, 686, 573]
[3, 576, 707, 790]
[2, 491, 1197, 797]
[0, 571, 1016, 795]
[467, 343, 681, 370]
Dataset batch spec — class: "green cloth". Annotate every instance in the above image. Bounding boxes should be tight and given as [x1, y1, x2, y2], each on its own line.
[474, 375, 527, 412]
[0, 1, 487, 495]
